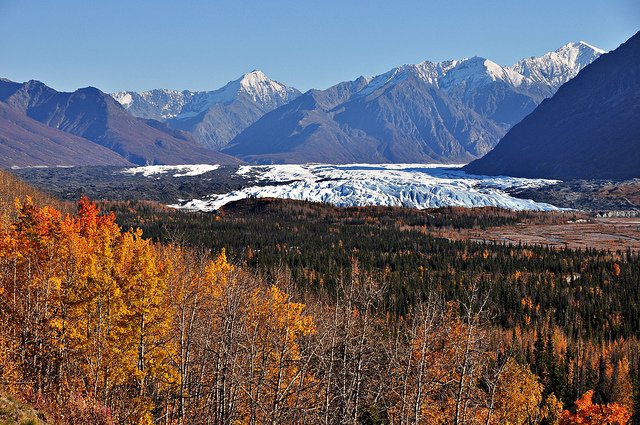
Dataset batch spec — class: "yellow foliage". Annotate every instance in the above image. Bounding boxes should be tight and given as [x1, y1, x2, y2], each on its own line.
[0, 197, 175, 422]
[492, 359, 543, 425]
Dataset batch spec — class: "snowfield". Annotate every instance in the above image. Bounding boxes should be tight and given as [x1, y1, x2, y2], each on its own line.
[120, 163, 562, 212]
[122, 164, 220, 177]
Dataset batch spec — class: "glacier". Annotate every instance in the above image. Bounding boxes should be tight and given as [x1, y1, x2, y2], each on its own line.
[120, 164, 563, 212]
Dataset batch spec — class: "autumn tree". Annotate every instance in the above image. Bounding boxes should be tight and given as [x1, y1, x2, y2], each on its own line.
[491, 359, 544, 425]
[238, 279, 318, 423]
[0, 198, 176, 423]
[312, 263, 387, 424]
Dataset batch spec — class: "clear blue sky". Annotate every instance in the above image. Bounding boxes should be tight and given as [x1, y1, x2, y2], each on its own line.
[0, 0, 638, 93]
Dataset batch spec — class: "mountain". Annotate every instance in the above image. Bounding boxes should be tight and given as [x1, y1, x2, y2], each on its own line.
[510, 41, 605, 94]
[112, 71, 301, 150]
[0, 79, 241, 165]
[0, 101, 132, 167]
[223, 42, 603, 164]
[464, 32, 640, 180]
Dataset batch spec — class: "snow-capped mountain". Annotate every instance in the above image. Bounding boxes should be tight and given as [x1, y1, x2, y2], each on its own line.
[510, 41, 605, 94]
[345, 41, 602, 100]
[224, 41, 604, 164]
[230, 70, 301, 109]
[111, 89, 193, 121]
[112, 71, 301, 150]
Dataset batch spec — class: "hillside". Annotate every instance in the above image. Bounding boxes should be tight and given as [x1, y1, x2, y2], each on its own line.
[0, 391, 49, 424]
[0, 169, 71, 228]
[464, 32, 640, 180]
[0, 101, 132, 168]
[0, 79, 241, 166]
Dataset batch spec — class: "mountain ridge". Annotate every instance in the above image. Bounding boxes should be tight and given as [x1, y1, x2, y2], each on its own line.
[0, 100, 133, 167]
[0, 79, 242, 166]
[463, 32, 640, 180]
[222, 41, 603, 164]
[113, 41, 601, 160]
[113, 71, 301, 150]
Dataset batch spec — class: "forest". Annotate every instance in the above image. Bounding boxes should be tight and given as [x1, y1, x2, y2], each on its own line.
[0, 170, 637, 424]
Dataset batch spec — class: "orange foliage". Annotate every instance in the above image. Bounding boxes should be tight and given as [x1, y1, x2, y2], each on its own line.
[0, 197, 174, 423]
[560, 390, 631, 425]
[612, 263, 621, 277]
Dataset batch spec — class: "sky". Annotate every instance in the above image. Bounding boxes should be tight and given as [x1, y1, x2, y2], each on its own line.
[0, 0, 638, 93]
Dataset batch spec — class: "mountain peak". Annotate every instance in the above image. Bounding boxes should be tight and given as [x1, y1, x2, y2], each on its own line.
[237, 69, 276, 92]
[356, 40, 602, 98]
[576, 41, 606, 54]
[554, 40, 606, 57]
[436, 56, 526, 89]
[237, 70, 278, 88]
[241, 69, 268, 81]
[508, 40, 604, 90]
[464, 31, 640, 180]
[231, 70, 300, 107]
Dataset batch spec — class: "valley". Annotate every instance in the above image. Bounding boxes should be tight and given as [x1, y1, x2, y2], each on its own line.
[435, 215, 640, 251]
[12, 161, 640, 254]
[0, 5, 638, 421]
[12, 163, 560, 211]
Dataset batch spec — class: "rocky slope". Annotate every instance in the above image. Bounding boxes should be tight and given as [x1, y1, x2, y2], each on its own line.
[464, 32, 640, 180]
[223, 42, 603, 164]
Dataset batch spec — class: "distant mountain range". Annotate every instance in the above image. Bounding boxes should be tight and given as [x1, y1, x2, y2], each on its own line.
[112, 42, 603, 164]
[223, 42, 603, 163]
[0, 40, 612, 169]
[0, 80, 241, 166]
[113, 71, 300, 150]
[464, 31, 640, 180]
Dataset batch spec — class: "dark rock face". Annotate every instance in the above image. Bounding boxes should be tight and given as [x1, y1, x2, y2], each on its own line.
[465, 32, 640, 180]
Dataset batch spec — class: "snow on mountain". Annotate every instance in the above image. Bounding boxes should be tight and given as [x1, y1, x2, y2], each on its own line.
[226, 41, 604, 165]
[124, 163, 562, 212]
[509, 41, 606, 90]
[355, 41, 604, 97]
[439, 57, 527, 89]
[174, 70, 300, 119]
[114, 41, 602, 125]
[112, 42, 602, 162]
[238, 70, 300, 108]
[111, 89, 194, 121]
[464, 31, 640, 180]
[111, 71, 301, 150]
[112, 71, 300, 121]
